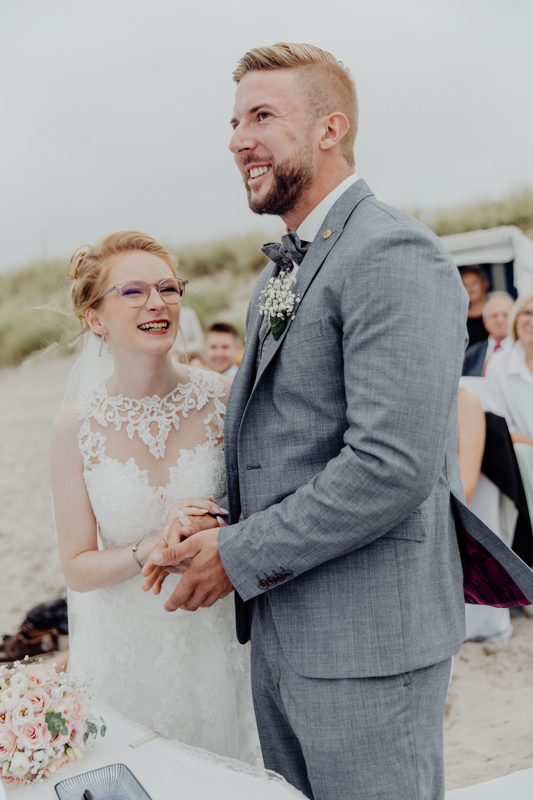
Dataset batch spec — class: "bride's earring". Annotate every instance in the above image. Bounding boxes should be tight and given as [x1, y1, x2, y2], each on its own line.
[98, 333, 105, 357]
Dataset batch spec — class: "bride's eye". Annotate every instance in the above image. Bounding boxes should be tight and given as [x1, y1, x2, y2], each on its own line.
[122, 283, 145, 296]
[159, 282, 179, 295]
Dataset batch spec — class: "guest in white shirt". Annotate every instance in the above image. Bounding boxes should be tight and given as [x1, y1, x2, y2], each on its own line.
[462, 291, 513, 377]
[485, 291, 533, 443]
[206, 322, 241, 377]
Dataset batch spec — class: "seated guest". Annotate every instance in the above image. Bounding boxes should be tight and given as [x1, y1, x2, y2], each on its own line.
[206, 322, 241, 377]
[485, 291, 533, 446]
[461, 265, 490, 347]
[458, 388, 513, 642]
[486, 291, 533, 527]
[462, 291, 514, 376]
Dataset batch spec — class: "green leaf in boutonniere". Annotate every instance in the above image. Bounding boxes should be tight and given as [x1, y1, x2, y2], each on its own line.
[270, 315, 286, 340]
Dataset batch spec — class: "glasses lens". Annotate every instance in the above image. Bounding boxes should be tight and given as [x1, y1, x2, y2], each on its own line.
[158, 279, 183, 302]
[119, 281, 150, 307]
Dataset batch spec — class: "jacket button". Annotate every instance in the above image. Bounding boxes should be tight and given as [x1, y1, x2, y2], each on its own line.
[258, 581, 268, 590]
[282, 571, 292, 580]
[266, 577, 277, 587]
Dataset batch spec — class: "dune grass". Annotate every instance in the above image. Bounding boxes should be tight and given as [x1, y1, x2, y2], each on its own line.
[1, 191, 532, 368]
[428, 188, 533, 237]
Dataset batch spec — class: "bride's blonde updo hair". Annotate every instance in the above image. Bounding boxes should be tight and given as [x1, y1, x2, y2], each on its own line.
[67, 231, 179, 339]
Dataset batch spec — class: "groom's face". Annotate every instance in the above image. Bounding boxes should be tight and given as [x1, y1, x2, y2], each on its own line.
[229, 69, 316, 218]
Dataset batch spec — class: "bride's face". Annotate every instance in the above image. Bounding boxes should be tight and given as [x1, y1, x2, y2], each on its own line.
[87, 250, 181, 356]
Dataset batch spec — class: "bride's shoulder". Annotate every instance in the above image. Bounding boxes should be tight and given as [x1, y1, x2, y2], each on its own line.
[50, 401, 86, 466]
[51, 385, 102, 438]
[51, 400, 81, 439]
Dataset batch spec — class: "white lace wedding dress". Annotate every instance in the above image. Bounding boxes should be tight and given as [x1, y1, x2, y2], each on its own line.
[66, 367, 261, 766]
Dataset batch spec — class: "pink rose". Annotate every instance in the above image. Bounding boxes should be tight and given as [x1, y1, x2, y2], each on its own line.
[0, 725, 16, 758]
[44, 753, 76, 777]
[22, 665, 50, 689]
[10, 697, 34, 728]
[17, 718, 49, 750]
[69, 693, 89, 721]
[69, 719, 87, 748]
[1, 773, 26, 788]
[25, 688, 51, 716]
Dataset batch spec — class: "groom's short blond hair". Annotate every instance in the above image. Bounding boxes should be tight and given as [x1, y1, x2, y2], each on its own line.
[233, 42, 358, 167]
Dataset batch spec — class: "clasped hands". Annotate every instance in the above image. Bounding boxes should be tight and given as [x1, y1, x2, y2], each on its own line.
[141, 497, 234, 612]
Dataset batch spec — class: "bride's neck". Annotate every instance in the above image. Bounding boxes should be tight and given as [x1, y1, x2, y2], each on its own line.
[106, 352, 188, 399]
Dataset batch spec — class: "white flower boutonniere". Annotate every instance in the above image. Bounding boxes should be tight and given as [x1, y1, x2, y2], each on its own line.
[258, 269, 301, 341]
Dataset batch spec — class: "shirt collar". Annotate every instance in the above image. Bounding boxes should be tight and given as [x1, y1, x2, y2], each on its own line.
[296, 173, 360, 244]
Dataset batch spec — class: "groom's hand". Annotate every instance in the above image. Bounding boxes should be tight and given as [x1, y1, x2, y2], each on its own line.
[152, 528, 233, 612]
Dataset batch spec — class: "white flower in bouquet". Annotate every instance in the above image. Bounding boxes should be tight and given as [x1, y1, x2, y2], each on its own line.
[0, 658, 106, 787]
[9, 752, 30, 778]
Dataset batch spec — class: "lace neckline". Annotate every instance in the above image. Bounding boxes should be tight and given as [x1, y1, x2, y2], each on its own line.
[78, 368, 224, 460]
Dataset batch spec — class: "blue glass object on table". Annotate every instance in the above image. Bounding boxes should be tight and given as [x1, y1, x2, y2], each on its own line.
[54, 763, 153, 800]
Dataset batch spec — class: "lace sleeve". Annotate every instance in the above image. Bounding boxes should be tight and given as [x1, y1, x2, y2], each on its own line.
[190, 368, 227, 447]
[76, 390, 107, 470]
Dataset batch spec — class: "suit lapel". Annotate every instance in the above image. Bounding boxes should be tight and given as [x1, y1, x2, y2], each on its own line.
[252, 179, 374, 387]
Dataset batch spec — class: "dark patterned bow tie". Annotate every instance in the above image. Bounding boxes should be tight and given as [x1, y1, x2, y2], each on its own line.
[261, 229, 310, 271]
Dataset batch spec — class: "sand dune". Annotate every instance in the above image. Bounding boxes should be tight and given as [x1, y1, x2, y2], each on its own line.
[0, 351, 532, 791]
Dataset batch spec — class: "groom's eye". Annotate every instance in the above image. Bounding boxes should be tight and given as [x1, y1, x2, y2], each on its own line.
[258, 111, 271, 121]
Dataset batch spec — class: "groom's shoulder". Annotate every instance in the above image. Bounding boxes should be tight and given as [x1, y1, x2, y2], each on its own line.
[339, 192, 457, 271]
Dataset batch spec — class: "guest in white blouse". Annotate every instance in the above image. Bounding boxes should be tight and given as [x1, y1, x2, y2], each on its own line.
[485, 291, 533, 444]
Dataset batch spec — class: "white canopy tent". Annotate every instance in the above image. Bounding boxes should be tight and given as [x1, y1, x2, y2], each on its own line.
[440, 225, 533, 296]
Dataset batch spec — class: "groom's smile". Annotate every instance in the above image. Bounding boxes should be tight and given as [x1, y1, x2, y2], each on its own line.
[229, 69, 317, 223]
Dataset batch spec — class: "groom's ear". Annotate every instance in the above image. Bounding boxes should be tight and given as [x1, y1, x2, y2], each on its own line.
[317, 112, 350, 153]
[86, 307, 106, 335]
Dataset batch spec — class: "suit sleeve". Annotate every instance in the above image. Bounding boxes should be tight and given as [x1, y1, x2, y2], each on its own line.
[219, 225, 469, 601]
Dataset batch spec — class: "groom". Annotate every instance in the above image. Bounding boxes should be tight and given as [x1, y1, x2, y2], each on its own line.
[149, 43, 533, 799]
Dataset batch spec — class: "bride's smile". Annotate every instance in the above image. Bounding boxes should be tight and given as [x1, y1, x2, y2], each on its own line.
[86, 250, 182, 360]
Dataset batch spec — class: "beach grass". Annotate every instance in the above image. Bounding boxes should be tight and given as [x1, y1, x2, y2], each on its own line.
[1, 191, 532, 367]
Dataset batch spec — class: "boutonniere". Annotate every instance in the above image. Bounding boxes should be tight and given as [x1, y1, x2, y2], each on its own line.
[258, 269, 301, 340]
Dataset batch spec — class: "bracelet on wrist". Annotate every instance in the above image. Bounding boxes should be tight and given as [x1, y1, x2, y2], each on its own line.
[131, 538, 144, 570]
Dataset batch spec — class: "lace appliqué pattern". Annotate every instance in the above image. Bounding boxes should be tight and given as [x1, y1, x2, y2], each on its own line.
[68, 369, 261, 766]
[77, 367, 226, 462]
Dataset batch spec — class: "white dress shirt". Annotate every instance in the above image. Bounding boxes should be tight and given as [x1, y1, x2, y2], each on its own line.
[289, 173, 360, 278]
[485, 340, 533, 438]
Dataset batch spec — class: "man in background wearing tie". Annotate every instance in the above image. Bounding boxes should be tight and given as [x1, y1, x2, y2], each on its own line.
[462, 291, 514, 376]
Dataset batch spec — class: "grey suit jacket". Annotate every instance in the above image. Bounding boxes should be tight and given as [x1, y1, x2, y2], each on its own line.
[462, 339, 488, 376]
[218, 180, 533, 680]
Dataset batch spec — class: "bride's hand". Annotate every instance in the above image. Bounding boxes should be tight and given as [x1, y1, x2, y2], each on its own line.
[141, 498, 228, 593]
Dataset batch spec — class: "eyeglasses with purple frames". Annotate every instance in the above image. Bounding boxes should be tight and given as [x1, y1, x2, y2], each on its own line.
[96, 278, 188, 308]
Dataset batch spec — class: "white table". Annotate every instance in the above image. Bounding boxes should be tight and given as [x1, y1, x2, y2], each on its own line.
[446, 769, 533, 798]
[10, 704, 305, 799]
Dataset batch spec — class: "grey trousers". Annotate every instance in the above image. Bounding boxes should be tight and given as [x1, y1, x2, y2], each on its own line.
[250, 596, 452, 800]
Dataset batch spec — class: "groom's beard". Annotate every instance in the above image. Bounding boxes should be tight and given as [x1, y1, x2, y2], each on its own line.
[244, 149, 315, 218]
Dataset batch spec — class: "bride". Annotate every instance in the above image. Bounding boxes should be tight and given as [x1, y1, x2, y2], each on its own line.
[49, 231, 260, 764]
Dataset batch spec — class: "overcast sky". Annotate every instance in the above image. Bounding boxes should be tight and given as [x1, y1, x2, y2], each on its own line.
[1, 0, 532, 272]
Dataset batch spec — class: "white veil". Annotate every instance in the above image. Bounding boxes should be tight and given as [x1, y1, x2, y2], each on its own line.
[62, 332, 114, 406]
[62, 332, 114, 657]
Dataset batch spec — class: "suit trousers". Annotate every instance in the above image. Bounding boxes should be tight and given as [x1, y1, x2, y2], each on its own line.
[250, 595, 452, 800]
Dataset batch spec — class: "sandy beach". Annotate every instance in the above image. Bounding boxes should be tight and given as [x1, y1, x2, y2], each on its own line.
[0, 350, 532, 791]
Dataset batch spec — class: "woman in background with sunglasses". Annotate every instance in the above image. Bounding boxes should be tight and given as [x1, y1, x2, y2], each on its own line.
[50, 231, 260, 763]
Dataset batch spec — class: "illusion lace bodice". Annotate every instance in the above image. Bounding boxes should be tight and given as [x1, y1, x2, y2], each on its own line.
[77, 368, 226, 548]
[67, 368, 261, 764]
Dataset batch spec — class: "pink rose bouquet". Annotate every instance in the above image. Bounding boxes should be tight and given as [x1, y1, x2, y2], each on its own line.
[0, 658, 105, 788]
